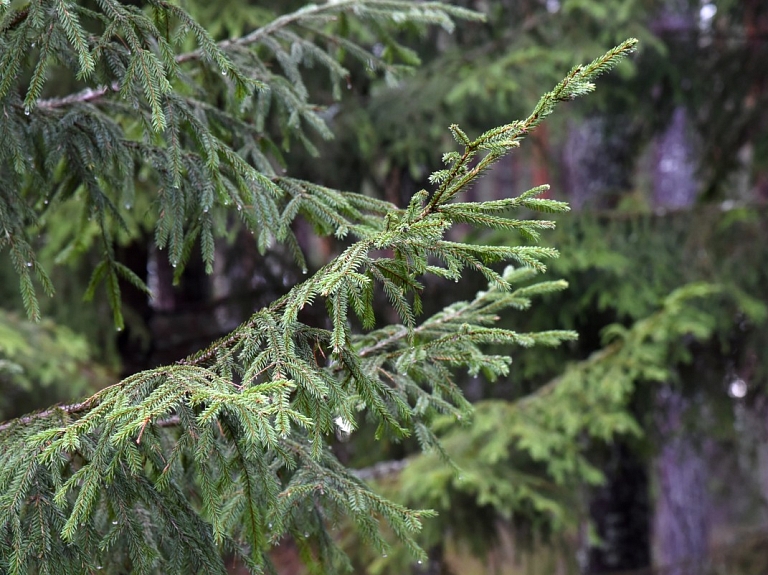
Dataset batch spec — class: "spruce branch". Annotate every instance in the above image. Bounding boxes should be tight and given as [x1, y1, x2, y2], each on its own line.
[424, 38, 638, 213]
[0, 34, 637, 573]
[2, 0, 490, 323]
[33, 0, 485, 110]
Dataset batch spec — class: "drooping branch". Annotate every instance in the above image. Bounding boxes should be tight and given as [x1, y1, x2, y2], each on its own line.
[33, 0, 423, 110]
[174, 0, 360, 64]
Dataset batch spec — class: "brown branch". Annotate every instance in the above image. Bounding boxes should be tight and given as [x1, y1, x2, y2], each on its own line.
[0, 402, 85, 433]
[352, 458, 408, 481]
[0, 373, 156, 433]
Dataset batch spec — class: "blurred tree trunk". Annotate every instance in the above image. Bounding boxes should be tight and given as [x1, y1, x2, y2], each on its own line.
[561, 116, 652, 574]
[562, 117, 633, 211]
[586, 441, 650, 573]
[651, 106, 711, 575]
[413, 543, 450, 575]
[653, 388, 710, 575]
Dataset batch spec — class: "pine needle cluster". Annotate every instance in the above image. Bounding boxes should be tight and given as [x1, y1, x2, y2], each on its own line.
[1, 0, 637, 571]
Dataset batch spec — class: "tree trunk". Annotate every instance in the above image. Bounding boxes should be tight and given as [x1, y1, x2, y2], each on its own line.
[651, 106, 711, 575]
[653, 388, 710, 575]
[587, 441, 651, 573]
[413, 543, 450, 575]
[561, 116, 652, 574]
[562, 117, 633, 211]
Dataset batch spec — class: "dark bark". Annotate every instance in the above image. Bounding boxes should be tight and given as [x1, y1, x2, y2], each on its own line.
[413, 543, 451, 575]
[116, 230, 302, 375]
[564, 115, 653, 574]
[562, 117, 633, 211]
[653, 388, 710, 575]
[651, 106, 711, 575]
[586, 442, 651, 573]
[116, 238, 154, 377]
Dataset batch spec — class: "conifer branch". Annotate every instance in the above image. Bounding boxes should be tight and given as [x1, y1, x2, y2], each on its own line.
[35, 0, 484, 110]
[424, 38, 638, 213]
[3, 0, 491, 321]
[0, 19, 637, 570]
[176, 0, 361, 65]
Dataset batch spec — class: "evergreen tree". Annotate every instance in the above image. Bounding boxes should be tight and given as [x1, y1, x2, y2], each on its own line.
[0, 0, 636, 572]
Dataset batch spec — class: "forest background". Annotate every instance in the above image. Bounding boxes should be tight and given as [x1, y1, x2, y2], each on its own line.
[1, 0, 768, 574]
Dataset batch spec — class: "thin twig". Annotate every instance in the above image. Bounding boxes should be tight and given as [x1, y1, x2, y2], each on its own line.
[352, 458, 408, 481]
[37, 83, 118, 109]
[0, 398, 94, 433]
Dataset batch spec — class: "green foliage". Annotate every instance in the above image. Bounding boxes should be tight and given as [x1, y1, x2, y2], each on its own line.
[299, 0, 768, 212]
[0, 0, 483, 324]
[353, 205, 768, 568]
[0, 310, 112, 418]
[0, 0, 638, 571]
[361, 283, 746, 571]
[295, 0, 659, 186]
[466, 207, 768, 390]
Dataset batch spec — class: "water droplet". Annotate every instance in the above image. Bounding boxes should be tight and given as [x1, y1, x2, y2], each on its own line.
[133, 101, 139, 110]
[222, 70, 228, 76]
[26, 262, 32, 267]
[382, 553, 387, 558]
[24, 107, 30, 116]
[728, 378, 748, 398]
[172, 262, 177, 268]
[268, 522, 273, 529]
[203, 206, 209, 213]
[302, 269, 308, 275]
[454, 278, 459, 283]
[116, 327, 123, 332]
[700, 3, 717, 23]
[44, 200, 49, 205]
[31, 42, 35, 48]
[417, 560, 423, 565]
[124, 203, 132, 209]
[112, 520, 118, 525]
[304, 532, 309, 538]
